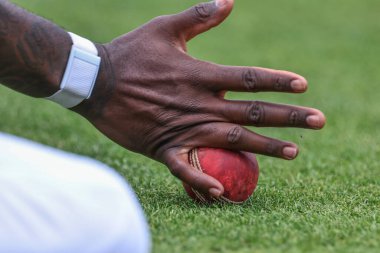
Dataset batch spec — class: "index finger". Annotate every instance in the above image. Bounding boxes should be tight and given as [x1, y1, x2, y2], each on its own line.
[200, 64, 308, 93]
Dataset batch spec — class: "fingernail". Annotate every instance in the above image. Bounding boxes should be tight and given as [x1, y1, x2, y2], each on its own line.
[290, 79, 306, 92]
[215, 0, 228, 7]
[209, 188, 222, 198]
[306, 115, 321, 129]
[283, 147, 298, 159]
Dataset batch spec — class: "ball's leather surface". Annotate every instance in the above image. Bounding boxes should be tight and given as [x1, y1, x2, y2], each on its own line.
[184, 148, 259, 204]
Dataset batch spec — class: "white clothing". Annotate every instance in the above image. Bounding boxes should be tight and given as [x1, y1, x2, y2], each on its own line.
[0, 132, 150, 253]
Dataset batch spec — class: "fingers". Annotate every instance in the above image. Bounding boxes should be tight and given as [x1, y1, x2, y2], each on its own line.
[169, 0, 234, 41]
[163, 148, 224, 198]
[195, 64, 308, 93]
[193, 123, 299, 160]
[219, 100, 326, 129]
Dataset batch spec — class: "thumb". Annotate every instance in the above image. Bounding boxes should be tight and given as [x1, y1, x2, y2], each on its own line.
[170, 0, 234, 41]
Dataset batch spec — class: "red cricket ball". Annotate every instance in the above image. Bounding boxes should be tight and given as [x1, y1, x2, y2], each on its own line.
[183, 147, 259, 204]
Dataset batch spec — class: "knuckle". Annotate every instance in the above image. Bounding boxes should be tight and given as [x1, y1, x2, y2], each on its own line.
[289, 110, 307, 126]
[247, 102, 265, 125]
[289, 111, 299, 125]
[193, 3, 213, 21]
[266, 143, 276, 155]
[184, 64, 203, 86]
[274, 77, 290, 91]
[266, 142, 282, 156]
[227, 126, 243, 144]
[242, 69, 259, 91]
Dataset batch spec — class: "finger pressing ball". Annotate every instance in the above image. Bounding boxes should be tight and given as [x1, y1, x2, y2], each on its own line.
[183, 148, 259, 204]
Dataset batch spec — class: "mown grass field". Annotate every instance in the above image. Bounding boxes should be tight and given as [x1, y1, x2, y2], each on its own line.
[1, 0, 380, 252]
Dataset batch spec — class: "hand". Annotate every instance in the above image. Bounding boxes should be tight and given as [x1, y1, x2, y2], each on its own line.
[74, 0, 326, 198]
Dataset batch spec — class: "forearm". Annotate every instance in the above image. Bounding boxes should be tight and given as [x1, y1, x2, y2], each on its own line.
[0, 0, 71, 97]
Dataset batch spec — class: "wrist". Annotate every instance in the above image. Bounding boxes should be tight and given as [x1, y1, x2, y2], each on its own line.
[71, 44, 116, 120]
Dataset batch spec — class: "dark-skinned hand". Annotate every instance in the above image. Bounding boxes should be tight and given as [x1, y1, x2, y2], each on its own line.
[74, 0, 326, 198]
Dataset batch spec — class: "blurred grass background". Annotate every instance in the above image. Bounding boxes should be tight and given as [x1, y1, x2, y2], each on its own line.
[1, 0, 380, 252]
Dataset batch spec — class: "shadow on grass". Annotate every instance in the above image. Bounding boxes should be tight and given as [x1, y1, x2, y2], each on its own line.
[162, 188, 280, 214]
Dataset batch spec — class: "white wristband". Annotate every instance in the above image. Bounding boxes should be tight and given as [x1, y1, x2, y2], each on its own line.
[46, 32, 101, 108]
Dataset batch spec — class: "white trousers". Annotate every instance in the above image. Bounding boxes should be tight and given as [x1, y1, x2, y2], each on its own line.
[0, 133, 151, 253]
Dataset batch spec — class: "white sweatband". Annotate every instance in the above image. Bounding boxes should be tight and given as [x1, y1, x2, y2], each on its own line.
[46, 32, 101, 108]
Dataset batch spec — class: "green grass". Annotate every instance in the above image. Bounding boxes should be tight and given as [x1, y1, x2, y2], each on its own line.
[2, 0, 380, 252]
